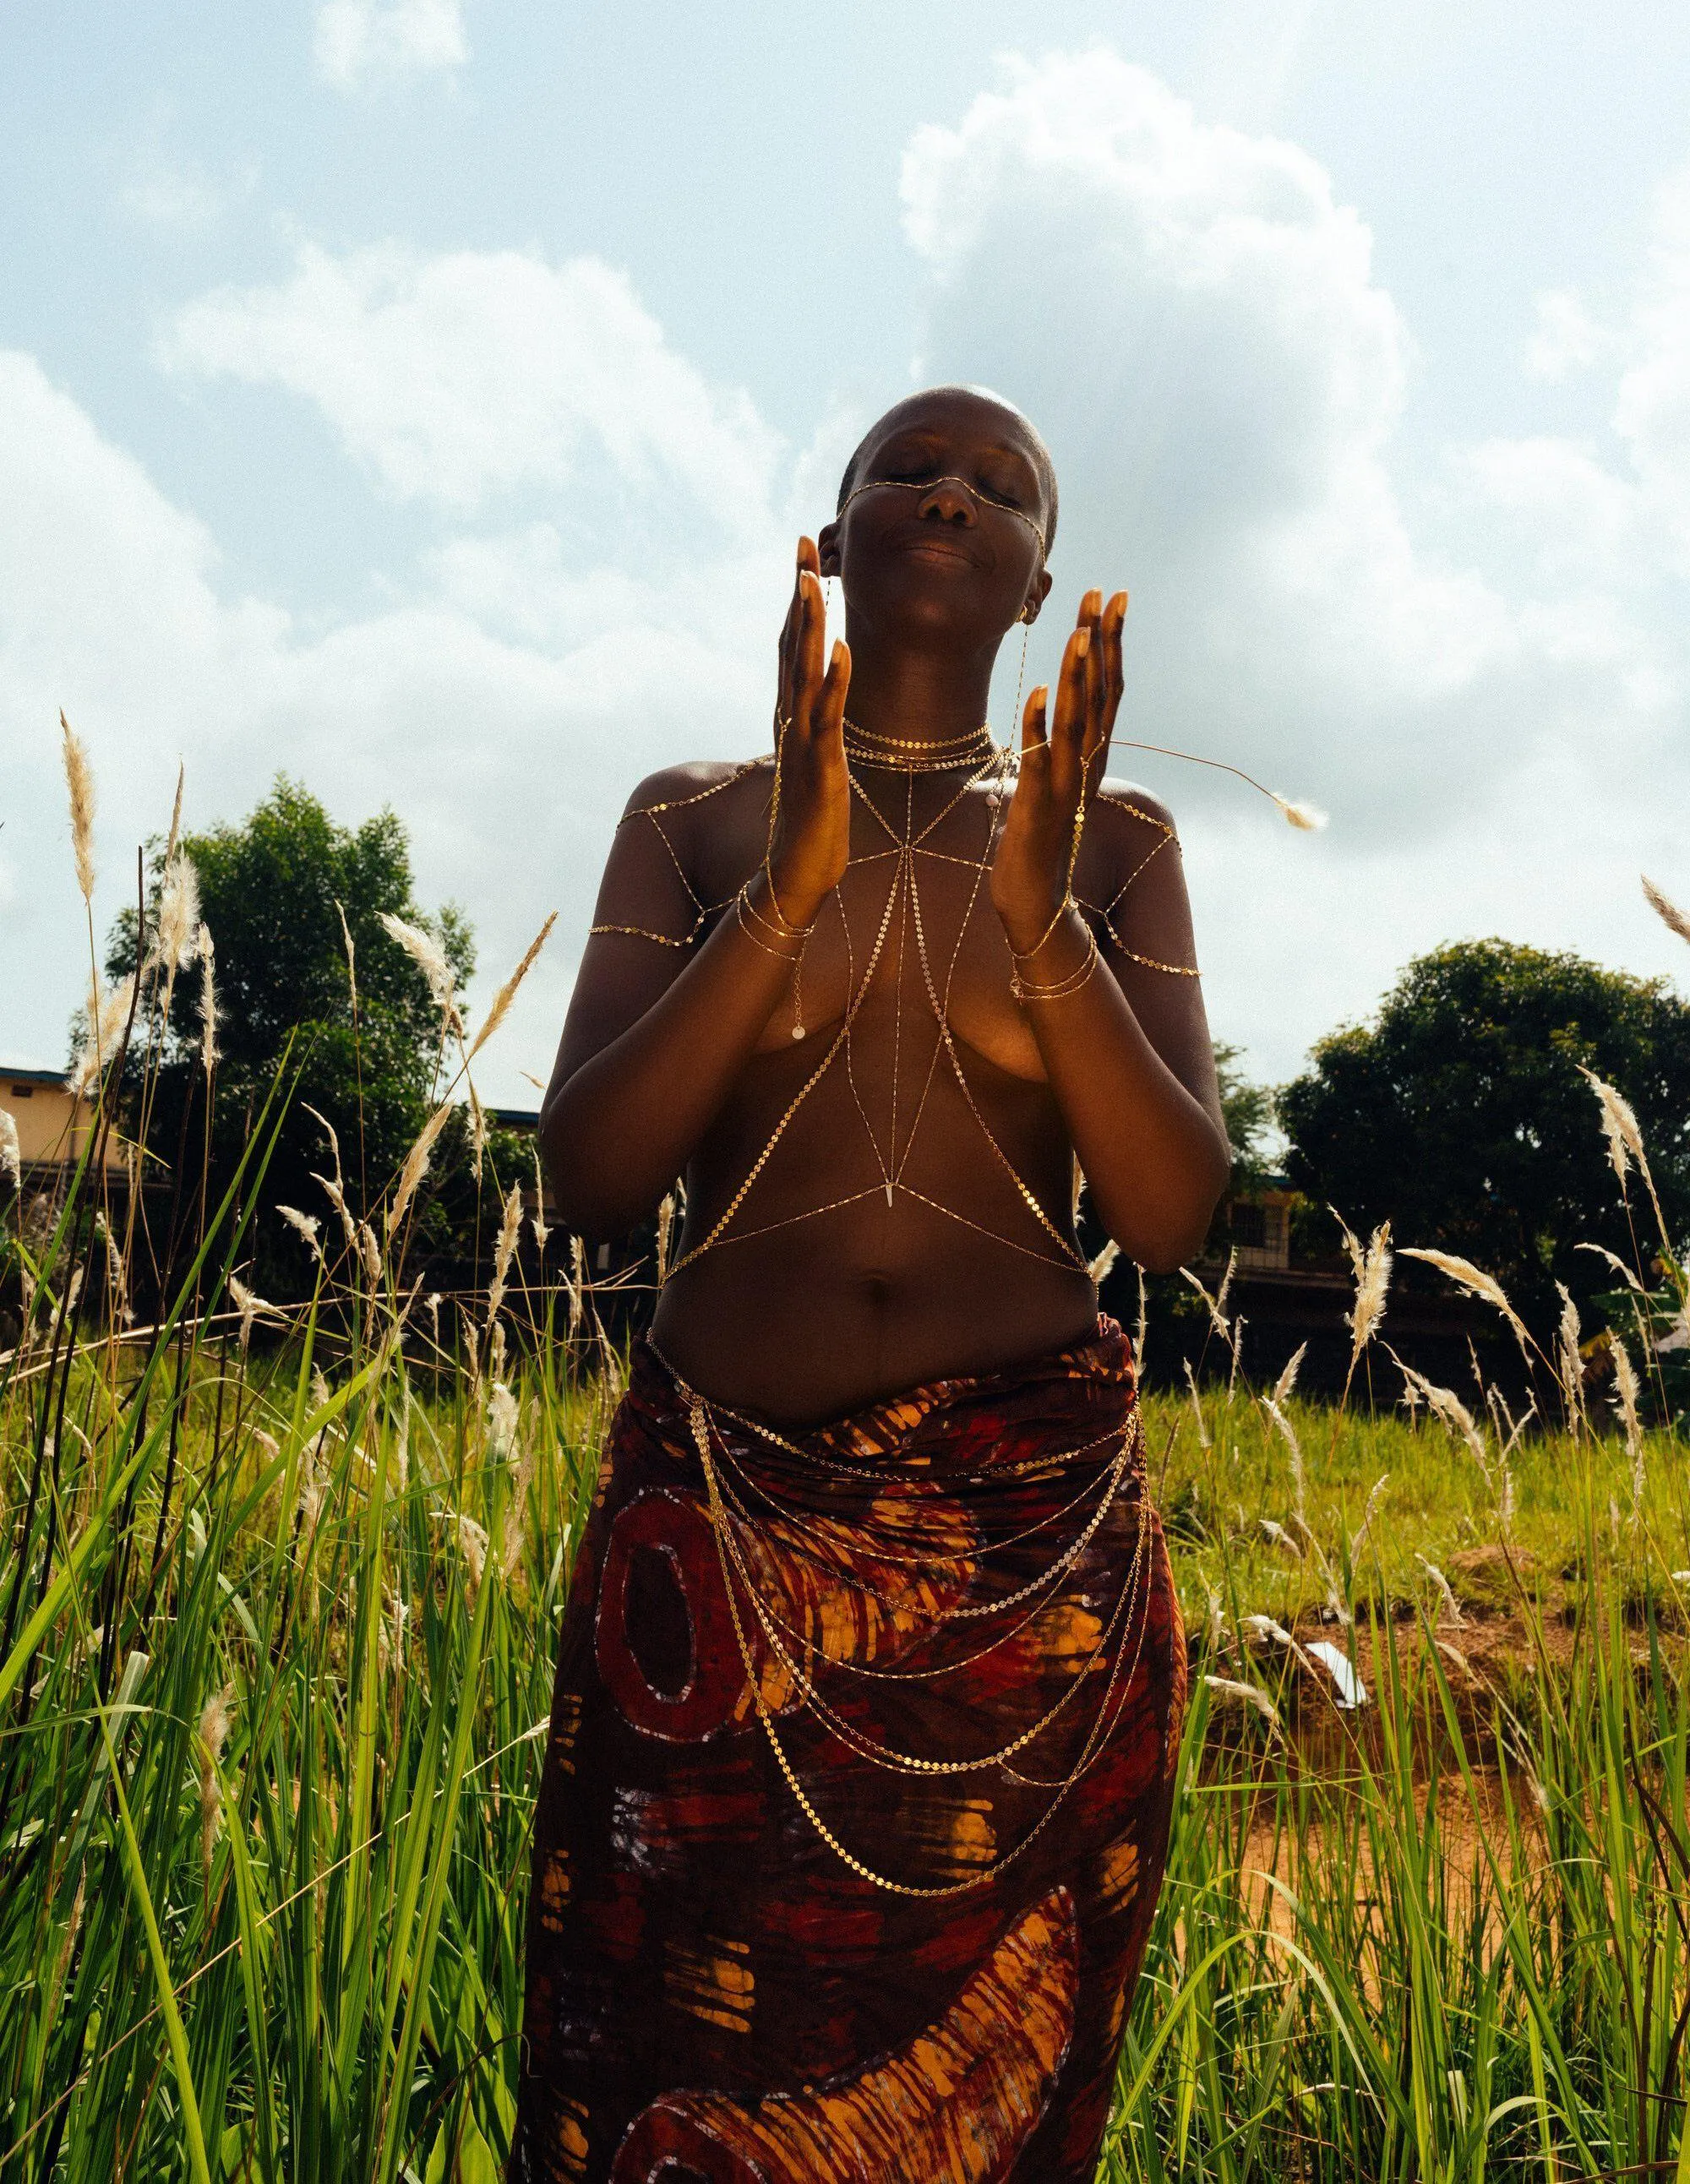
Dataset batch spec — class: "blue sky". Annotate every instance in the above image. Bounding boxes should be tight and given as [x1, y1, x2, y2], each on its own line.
[3, 0, 1689, 1102]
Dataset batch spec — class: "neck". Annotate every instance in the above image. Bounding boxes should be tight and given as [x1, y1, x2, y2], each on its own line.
[835, 619, 1005, 748]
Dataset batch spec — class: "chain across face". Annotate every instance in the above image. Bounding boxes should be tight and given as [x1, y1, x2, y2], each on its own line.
[836, 472, 1049, 564]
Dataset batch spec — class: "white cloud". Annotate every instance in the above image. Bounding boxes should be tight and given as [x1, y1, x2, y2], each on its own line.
[160, 244, 781, 535]
[121, 155, 228, 231]
[900, 52, 1538, 822]
[1525, 287, 1608, 381]
[313, 0, 468, 91]
[0, 344, 787, 1099]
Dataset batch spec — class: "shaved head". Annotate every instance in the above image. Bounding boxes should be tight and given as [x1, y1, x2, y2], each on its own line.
[835, 385, 1059, 554]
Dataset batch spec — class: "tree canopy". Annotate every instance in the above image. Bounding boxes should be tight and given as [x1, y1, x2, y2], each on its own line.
[1278, 939, 1690, 1324]
[104, 776, 514, 1294]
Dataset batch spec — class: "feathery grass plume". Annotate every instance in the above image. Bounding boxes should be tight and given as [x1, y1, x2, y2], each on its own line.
[1611, 1335, 1645, 1519]
[1351, 1472, 1390, 1559]
[531, 1149, 552, 1254]
[1642, 871, 1690, 945]
[425, 1290, 442, 1343]
[1108, 733, 1327, 838]
[357, 1222, 382, 1286]
[1088, 1237, 1120, 1286]
[1344, 1222, 1393, 1370]
[1215, 1246, 1238, 1322]
[228, 1274, 282, 1354]
[0, 1107, 18, 1192]
[1179, 1264, 1230, 1343]
[334, 899, 357, 1008]
[69, 974, 136, 1095]
[451, 1511, 489, 1590]
[163, 761, 184, 866]
[489, 1317, 507, 1385]
[1579, 1064, 1640, 1184]
[566, 1235, 586, 1343]
[313, 1169, 358, 1255]
[1556, 1282, 1587, 1433]
[154, 852, 201, 999]
[1272, 1341, 1308, 1409]
[1202, 1675, 1281, 1730]
[1576, 1239, 1644, 1292]
[486, 1380, 519, 1465]
[467, 911, 558, 1062]
[197, 923, 219, 1076]
[655, 1192, 676, 1287]
[1260, 1517, 1303, 1559]
[196, 1688, 233, 1873]
[467, 1080, 488, 1181]
[388, 1099, 454, 1235]
[60, 711, 96, 905]
[487, 1180, 523, 1324]
[1398, 1246, 1535, 1361]
[1262, 1397, 1307, 1531]
[94, 1212, 131, 1326]
[1226, 1314, 1246, 1404]
[277, 1205, 324, 1265]
[1273, 793, 1327, 831]
[1181, 1359, 1211, 1451]
[1134, 1266, 1148, 1373]
[1416, 1554, 1465, 1626]
[378, 911, 460, 1027]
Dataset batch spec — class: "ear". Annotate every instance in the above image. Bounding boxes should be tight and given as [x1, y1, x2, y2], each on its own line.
[1019, 567, 1055, 624]
[817, 520, 842, 578]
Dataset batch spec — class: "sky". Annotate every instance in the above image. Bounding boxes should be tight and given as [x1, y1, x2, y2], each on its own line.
[3, 0, 1689, 1106]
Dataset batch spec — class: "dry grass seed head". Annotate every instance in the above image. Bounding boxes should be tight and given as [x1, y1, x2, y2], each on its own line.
[1642, 872, 1690, 946]
[1398, 1247, 1535, 1359]
[0, 1108, 19, 1192]
[60, 711, 96, 906]
[388, 1100, 455, 1234]
[467, 911, 559, 1062]
[198, 923, 219, 1076]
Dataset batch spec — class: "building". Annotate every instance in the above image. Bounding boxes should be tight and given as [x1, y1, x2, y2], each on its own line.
[1, 1064, 123, 1180]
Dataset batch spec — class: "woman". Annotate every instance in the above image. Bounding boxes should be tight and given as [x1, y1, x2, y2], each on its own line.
[513, 384, 1229, 2182]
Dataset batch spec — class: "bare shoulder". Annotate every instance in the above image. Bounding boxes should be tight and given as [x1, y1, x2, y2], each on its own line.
[620, 754, 772, 822]
[1093, 776, 1178, 839]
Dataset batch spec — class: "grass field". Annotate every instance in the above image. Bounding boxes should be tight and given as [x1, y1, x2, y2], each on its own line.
[1, 1211, 1687, 2181]
[3, 739, 1686, 2179]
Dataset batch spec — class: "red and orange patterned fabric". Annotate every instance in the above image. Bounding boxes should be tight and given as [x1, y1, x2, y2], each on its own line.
[511, 1321, 1185, 2182]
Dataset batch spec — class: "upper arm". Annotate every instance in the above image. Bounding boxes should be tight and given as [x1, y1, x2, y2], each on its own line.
[548, 766, 725, 1095]
[1086, 786, 1226, 1138]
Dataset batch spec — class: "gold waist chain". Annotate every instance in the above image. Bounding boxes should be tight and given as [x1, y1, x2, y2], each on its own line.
[682, 1381, 1156, 1900]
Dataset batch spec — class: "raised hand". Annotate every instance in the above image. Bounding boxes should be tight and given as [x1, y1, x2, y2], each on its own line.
[767, 537, 852, 928]
[989, 589, 1126, 956]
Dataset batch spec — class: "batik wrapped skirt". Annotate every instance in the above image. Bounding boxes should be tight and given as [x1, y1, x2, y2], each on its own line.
[510, 1320, 1186, 2182]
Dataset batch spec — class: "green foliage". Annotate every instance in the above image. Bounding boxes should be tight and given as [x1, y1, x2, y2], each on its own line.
[1278, 939, 1690, 1324]
[1212, 1041, 1278, 1194]
[104, 776, 481, 1294]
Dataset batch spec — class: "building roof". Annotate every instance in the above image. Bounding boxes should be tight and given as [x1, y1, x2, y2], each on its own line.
[2, 1065, 72, 1090]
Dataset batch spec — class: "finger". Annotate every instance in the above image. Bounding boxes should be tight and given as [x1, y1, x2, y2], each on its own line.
[777, 539, 807, 716]
[793, 569, 826, 730]
[1019, 684, 1050, 760]
[816, 638, 852, 751]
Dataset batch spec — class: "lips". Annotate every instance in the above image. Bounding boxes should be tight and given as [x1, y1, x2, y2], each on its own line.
[897, 534, 980, 569]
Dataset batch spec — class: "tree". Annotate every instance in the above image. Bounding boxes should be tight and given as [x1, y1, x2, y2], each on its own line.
[1213, 1042, 1278, 1194]
[104, 776, 508, 1296]
[1278, 940, 1690, 1325]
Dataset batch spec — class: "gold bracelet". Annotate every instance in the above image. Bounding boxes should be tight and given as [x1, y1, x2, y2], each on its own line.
[736, 885, 807, 962]
[1010, 924, 1099, 1004]
[1008, 896, 1078, 967]
[759, 861, 815, 940]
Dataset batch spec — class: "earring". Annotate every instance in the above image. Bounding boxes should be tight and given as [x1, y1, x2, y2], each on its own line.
[824, 574, 835, 629]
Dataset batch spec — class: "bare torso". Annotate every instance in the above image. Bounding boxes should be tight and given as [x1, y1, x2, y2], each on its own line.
[596, 756, 1207, 1421]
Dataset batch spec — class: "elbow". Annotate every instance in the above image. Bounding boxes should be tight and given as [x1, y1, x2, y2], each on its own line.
[1104, 1127, 1230, 1274]
[539, 1086, 664, 1241]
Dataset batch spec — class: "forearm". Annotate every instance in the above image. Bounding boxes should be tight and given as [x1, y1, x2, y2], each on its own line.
[1011, 907, 1229, 1266]
[542, 873, 804, 1234]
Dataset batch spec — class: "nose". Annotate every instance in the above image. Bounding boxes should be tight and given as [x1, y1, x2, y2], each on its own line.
[915, 476, 978, 526]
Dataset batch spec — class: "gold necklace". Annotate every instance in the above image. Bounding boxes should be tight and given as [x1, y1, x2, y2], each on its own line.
[842, 716, 1000, 773]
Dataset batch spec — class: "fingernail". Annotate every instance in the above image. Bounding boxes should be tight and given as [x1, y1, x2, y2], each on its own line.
[1075, 629, 1091, 658]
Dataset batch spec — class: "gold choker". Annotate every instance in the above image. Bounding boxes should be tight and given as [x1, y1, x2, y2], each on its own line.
[841, 717, 1001, 773]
